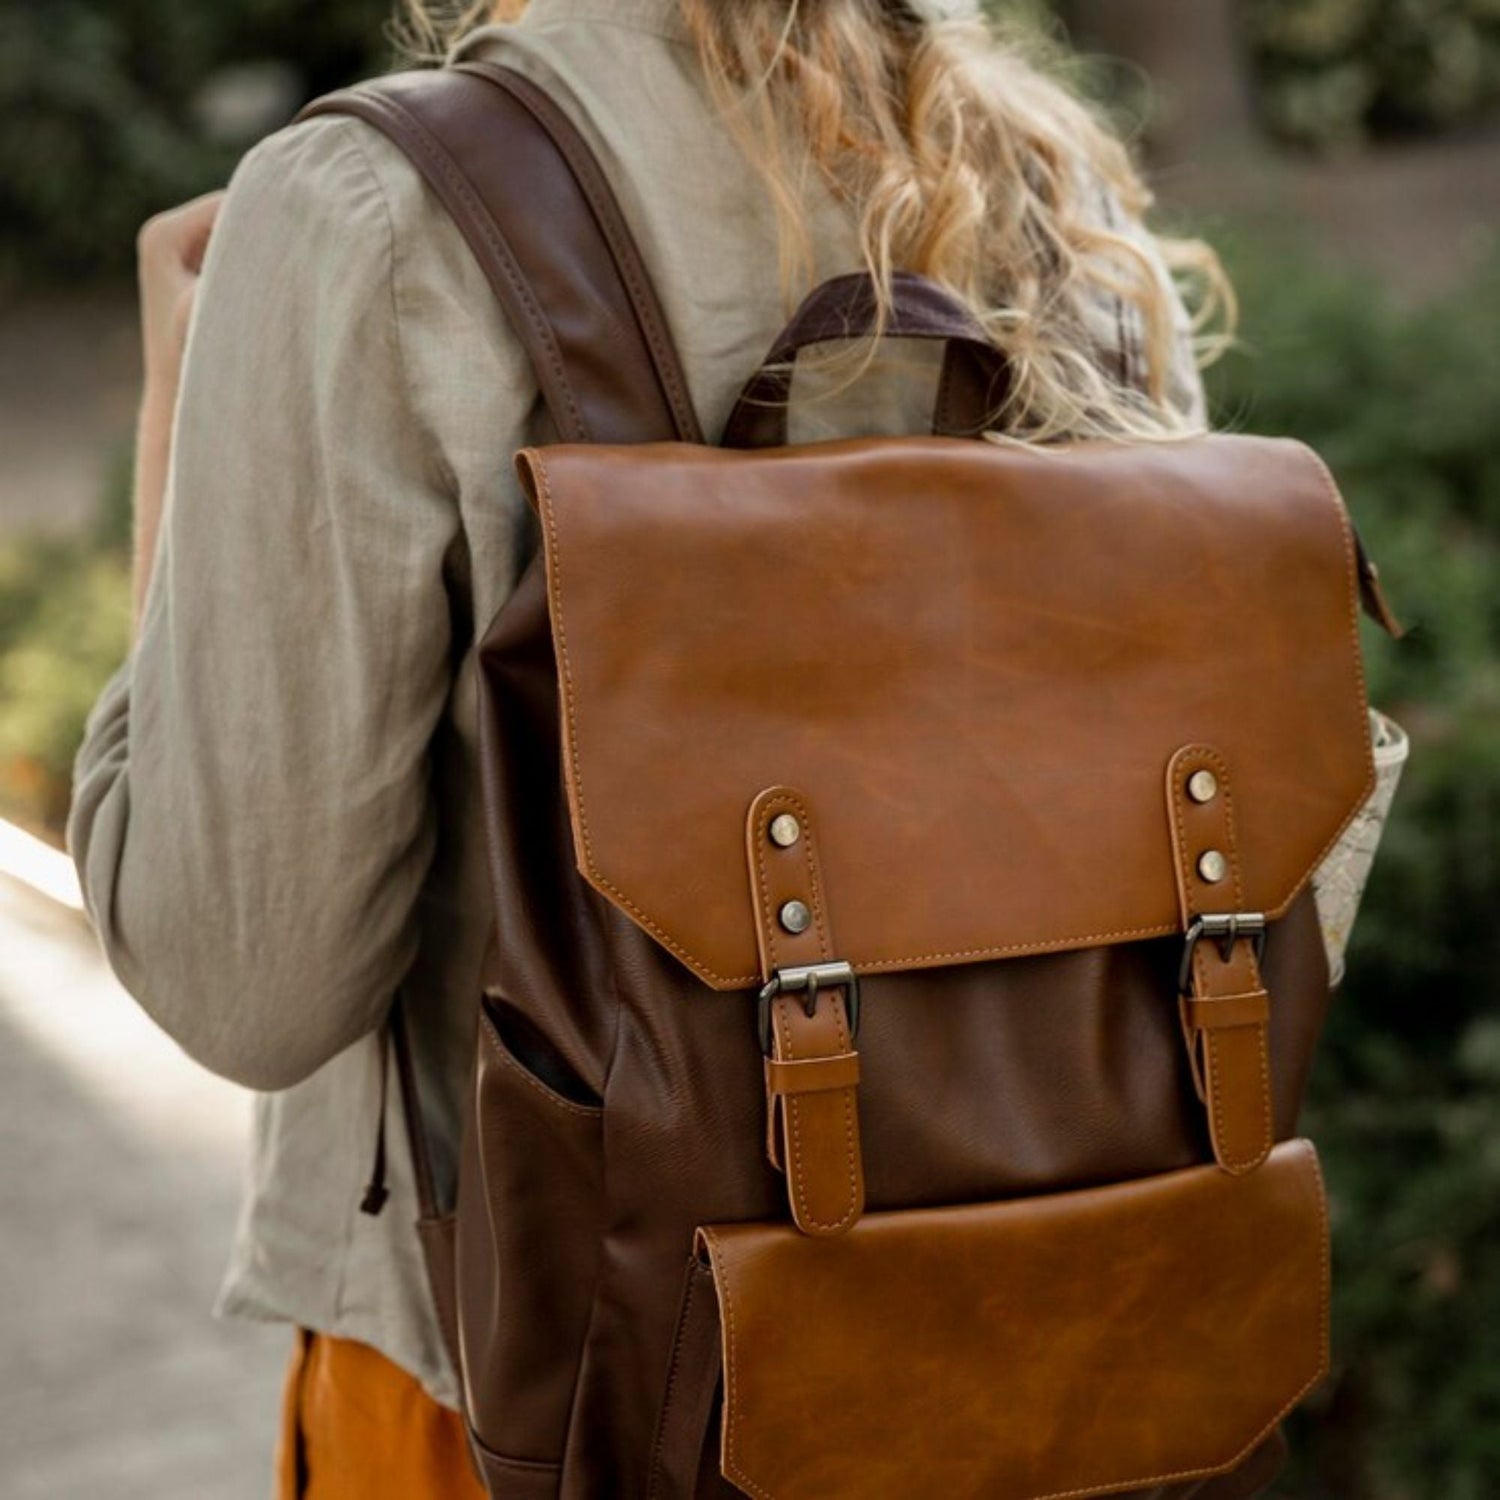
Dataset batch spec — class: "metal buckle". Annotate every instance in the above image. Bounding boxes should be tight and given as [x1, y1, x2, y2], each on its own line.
[1178, 913, 1268, 994]
[757, 961, 861, 1054]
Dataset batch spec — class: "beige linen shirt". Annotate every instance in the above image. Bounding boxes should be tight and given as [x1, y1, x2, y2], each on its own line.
[70, 0, 1211, 1404]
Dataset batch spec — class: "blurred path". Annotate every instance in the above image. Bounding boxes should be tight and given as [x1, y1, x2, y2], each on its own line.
[0, 291, 138, 535]
[0, 870, 285, 1500]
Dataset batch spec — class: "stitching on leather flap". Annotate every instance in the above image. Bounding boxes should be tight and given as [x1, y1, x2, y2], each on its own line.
[529, 439, 1376, 993]
[697, 1140, 1330, 1500]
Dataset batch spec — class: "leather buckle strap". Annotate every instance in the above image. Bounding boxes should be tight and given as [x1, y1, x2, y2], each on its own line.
[1166, 746, 1276, 1177]
[757, 962, 862, 1052]
[1177, 913, 1267, 994]
[745, 786, 865, 1238]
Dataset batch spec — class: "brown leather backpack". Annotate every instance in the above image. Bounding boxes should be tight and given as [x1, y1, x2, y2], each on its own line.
[304, 64, 1403, 1500]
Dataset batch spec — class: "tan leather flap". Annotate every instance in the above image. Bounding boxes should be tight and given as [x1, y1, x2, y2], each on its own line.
[696, 1139, 1329, 1500]
[521, 435, 1373, 991]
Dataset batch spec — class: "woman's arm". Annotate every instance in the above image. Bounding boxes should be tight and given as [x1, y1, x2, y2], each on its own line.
[69, 118, 464, 1091]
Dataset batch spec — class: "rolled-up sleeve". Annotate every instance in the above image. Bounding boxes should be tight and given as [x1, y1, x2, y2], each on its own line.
[69, 117, 460, 1091]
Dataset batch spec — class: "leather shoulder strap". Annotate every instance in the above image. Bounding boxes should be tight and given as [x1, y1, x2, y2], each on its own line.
[298, 62, 702, 445]
[303, 63, 702, 1227]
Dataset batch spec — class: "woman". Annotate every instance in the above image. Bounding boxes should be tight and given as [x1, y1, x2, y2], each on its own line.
[72, 1, 1238, 1493]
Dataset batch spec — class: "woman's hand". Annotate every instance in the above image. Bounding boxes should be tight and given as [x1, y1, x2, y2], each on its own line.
[133, 191, 225, 622]
[138, 192, 224, 391]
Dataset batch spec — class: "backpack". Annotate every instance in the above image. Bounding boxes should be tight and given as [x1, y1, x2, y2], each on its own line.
[302, 62, 1404, 1500]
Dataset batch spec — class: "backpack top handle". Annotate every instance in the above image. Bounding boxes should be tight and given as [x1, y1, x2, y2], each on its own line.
[719, 270, 1011, 449]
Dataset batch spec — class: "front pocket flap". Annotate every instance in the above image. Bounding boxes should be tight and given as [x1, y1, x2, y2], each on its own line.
[696, 1140, 1329, 1500]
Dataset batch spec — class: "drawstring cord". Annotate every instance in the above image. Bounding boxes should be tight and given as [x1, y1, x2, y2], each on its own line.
[360, 1023, 393, 1215]
[359, 998, 441, 1222]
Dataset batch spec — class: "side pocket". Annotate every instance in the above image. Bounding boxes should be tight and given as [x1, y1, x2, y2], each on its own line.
[646, 1257, 724, 1500]
[456, 998, 606, 1486]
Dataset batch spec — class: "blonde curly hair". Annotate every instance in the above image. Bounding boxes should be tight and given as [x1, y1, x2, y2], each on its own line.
[396, 0, 1234, 441]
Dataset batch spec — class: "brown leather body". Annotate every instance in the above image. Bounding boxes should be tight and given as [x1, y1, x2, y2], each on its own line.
[299, 67, 1389, 1500]
[463, 496, 1345, 1499]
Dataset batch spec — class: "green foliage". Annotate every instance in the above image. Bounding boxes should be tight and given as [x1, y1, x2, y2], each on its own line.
[1206, 242, 1500, 1498]
[4, 0, 1496, 284]
[0, 0, 391, 290]
[0, 454, 131, 832]
[1248, 0, 1500, 148]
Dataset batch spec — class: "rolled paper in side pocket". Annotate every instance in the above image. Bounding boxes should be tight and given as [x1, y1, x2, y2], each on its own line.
[1313, 709, 1409, 985]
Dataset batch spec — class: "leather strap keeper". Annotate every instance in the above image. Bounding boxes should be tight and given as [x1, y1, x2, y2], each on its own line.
[1184, 991, 1272, 1032]
[765, 1051, 862, 1098]
[745, 786, 865, 1238]
[1167, 746, 1276, 1177]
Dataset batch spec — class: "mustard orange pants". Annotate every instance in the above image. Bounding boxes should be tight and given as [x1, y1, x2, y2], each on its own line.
[276, 1330, 486, 1500]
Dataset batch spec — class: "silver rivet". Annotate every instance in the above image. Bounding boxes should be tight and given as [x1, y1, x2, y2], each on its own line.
[769, 813, 801, 848]
[1198, 850, 1228, 884]
[779, 899, 812, 934]
[1187, 769, 1219, 804]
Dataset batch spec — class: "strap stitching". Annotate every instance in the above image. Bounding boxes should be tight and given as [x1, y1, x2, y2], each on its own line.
[465, 64, 701, 442]
[775, 995, 861, 1235]
[1168, 746, 1273, 1174]
[765, 1052, 860, 1095]
[479, 1004, 603, 1119]
[645, 1257, 707, 1499]
[700, 1232, 775, 1500]
[749, 790, 783, 974]
[1194, 755, 1273, 1173]
[329, 88, 589, 441]
[526, 437, 1373, 993]
[756, 790, 860, 1235]
[711, 1143, 1330, 1500]
[1184, 991, 1270, 1027]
